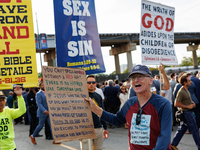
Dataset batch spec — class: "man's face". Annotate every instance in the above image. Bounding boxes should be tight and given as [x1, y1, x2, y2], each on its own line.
[40, 83, 45, 91]
[87, 77, 96, 92]
[155, 76, 159, 80]
[186, 77, 192, 87]
[0, 98, 6, 111]
[131, 73, 153, 94]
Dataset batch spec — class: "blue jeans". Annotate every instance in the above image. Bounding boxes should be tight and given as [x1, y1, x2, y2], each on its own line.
[32, 116, 52, 138]
[172, 110, 200, 149]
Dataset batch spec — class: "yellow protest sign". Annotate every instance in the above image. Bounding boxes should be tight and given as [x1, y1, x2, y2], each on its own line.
[0, 0, 38, 89]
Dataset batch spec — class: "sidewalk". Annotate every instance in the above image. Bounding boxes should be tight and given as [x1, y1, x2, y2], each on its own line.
[14, 124, 196, 150]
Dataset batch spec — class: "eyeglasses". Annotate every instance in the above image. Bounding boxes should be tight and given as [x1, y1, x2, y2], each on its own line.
[131, 75, 150, 81]
[87, 81, 96, 84]
[136, 107, 143, 125]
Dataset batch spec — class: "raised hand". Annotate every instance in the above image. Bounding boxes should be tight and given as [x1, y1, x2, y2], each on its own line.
[14, 85, 22, 97]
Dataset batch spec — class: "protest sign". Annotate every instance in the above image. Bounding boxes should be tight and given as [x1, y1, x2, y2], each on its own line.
[53, 0, 106, 75]
[0, 0, 38, 89]
[140, 0, 178, 65]
[42, 66, 95, 143]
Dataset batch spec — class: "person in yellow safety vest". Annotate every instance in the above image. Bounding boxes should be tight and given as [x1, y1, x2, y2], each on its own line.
[0, 85, 26, 150]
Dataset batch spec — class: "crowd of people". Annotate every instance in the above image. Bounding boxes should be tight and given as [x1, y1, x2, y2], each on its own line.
[84, 64, 200, 150]
[1, 64, 200, 150]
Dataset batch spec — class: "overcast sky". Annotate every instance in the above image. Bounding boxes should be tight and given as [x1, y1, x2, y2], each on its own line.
[31, 0, 200, 74]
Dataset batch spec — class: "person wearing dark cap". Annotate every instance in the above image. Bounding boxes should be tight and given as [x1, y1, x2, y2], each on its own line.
[129, 63, 170, 98]
[84, 64, 172, 150]
[0, 85, 26, 150]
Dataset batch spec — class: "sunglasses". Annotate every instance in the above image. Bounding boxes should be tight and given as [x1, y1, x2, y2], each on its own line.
[87, 81, 96, 84]
[136, 107, 143, 125]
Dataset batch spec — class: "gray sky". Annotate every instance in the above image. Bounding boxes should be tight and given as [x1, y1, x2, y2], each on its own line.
[32, 0, 200, 74]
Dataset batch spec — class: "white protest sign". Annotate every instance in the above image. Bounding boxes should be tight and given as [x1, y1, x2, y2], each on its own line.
[130, 114, 151, 145]
[140, 0, 178, 65]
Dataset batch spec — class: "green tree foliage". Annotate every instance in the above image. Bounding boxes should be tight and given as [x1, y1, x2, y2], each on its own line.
[163, 65, 174, 68]
[38, 72, 42, 78]
[123, 68, 128, 74]
[180, 56, 200, 66]
[149, 67, 158, 71]
[110, 71, 116, 75]
[180, 57, 193, 66]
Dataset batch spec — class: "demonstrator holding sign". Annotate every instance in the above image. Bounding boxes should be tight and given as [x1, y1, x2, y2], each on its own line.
[84, 65, 172, 150]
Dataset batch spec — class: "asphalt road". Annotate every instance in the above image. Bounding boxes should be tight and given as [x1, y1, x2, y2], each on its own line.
[13, 123, 197, 150]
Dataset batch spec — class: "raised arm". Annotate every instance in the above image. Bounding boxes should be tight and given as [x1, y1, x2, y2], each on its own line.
[11, 85, 26, 119]
[159, 63, 170, 90]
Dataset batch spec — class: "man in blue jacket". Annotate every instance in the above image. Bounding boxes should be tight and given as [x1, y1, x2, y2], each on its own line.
[30, 82, 53, 144]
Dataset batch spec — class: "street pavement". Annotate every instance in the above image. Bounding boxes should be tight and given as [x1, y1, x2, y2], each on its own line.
[13, 123, 197, 150]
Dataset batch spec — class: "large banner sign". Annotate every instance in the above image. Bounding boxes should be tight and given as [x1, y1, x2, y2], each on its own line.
[140, 0, 178, 65]
[42, 66, 95, 143]
[0, 0, 38, 89]
[53, 0, 106, 75]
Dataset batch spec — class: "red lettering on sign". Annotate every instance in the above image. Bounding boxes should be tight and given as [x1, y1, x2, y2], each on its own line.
[0, 42, 19, 55]
[0, 0, 22, 2]
[2, 26, 16, 39]
[142, 13, 152, 28]
[141, 13, 174, 32]
[5, 42, 19, 54]
[16, 26, 29, 39]
[0, 26, 29, 39]
[154, 15, 164, 30]
[0, 0, 11, 2]
[165, 18, 174, 32]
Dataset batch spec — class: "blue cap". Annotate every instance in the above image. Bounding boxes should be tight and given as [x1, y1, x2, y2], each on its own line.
[128, 65, 152, 78]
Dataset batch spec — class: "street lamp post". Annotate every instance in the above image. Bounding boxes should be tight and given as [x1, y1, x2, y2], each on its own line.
[35, 13, 43, 73]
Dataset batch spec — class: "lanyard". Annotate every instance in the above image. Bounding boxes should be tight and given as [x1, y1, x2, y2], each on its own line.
[184, 88, 192, 101]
